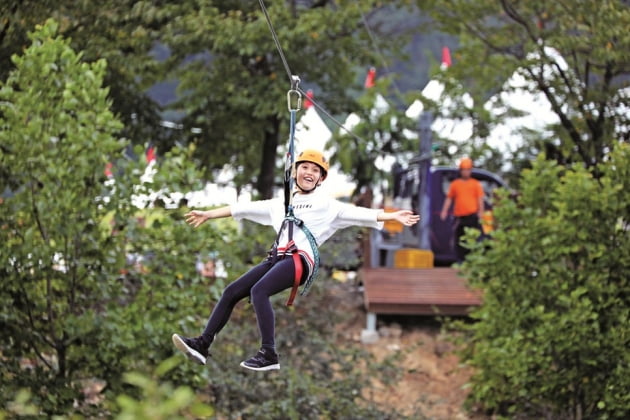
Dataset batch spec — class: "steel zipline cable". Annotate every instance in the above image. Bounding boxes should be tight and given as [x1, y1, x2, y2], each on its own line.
[258, 0, 294, 85]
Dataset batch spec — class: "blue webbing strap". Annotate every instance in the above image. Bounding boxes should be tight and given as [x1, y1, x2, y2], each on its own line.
[284, 215, 319, 296]
[279, 80, 321, 303]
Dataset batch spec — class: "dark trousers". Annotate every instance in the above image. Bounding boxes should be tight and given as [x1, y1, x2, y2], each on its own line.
[200, 256, 306, 350]
[454, 214, 481, 263]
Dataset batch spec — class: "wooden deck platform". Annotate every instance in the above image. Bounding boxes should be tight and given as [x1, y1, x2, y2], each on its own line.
[360, 267, 482, 317]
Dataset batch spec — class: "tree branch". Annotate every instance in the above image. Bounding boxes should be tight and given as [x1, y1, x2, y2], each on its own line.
[18, 282, 56, 351]
[28, 172, 48, 243]
[524, 65, 590, 164]
[500, 0, 539, 46]
[461, 21, 523, 57]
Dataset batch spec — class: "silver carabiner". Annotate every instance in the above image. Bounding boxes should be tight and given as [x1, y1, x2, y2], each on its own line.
[287, 89, 302, 112]
[287, 75, 302, 111]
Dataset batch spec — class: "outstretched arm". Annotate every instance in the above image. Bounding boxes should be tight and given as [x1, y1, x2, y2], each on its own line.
[377, 209, 420, 227]
[185, 206, 232, 228]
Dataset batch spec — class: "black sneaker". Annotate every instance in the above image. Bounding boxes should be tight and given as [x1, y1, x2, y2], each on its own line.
[240, 347, 280, 371]
[172, 334, 209, 365]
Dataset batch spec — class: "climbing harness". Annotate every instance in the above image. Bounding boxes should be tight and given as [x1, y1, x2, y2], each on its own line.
[266, 76, 321, 306]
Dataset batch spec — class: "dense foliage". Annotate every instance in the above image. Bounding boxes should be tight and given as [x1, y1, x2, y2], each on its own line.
[1, 1, 413, 199]
[0, 0, 168, 146]
[0, 19, 216, 416]
[458, 144, 630, 419]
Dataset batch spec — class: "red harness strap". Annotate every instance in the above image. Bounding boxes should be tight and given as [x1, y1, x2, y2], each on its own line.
[285, 240, 303, 306]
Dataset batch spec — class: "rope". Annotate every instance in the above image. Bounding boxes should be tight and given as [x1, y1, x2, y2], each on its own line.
[285, 84, 322, 299]
[285, 108, 297, 213]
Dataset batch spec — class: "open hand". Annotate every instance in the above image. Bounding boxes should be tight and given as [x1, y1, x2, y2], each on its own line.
[185, 210, 209, 228]
[394, 210, 420, 227]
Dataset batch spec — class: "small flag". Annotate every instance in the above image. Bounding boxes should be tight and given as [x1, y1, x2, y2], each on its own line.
[364, 67, 376, 88]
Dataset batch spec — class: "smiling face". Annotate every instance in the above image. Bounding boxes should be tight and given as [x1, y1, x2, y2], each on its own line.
[296, 161, 325, 192]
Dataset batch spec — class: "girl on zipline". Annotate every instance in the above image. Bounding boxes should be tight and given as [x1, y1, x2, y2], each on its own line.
[173, 149, 420, 371]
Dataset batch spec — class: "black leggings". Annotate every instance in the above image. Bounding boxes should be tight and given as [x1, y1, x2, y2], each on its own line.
[200, 256, 306, 349]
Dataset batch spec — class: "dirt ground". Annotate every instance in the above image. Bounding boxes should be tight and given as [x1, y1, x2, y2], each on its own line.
[328, 273, 488, 420]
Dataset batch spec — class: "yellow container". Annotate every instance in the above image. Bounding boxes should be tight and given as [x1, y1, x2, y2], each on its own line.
[394, 248, 434, 269]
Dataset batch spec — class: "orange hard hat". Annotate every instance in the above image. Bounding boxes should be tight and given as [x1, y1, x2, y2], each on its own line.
[295, 149, 329, 175]
[459, 157, 473, 169]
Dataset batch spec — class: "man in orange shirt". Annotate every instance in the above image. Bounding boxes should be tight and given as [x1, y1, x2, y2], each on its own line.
[440, 157, 484, 263]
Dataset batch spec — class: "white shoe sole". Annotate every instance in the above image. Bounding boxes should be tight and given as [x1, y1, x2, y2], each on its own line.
[172, 334, 206, 365]
[239, 361, 280, 371]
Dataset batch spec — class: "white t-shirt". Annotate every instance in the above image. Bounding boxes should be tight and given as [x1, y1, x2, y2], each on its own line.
[231, 189, 383, 267]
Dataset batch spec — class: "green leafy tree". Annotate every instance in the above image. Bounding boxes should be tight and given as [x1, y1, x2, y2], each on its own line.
[0, 1, 425, 198]
[417, 0, 630, 181]
[162, 0, 410, 198]
[0, 19, 229, 415]
[457, 144, 630, 419]
[0, 19, 132, 413]
[0, 0, 168, 146]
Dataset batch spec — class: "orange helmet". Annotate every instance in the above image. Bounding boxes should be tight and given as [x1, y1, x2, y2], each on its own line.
[295, 149, 329, 176]
[459, 157, 473, 169]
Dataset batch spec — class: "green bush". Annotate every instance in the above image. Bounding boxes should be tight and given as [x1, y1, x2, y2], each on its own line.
[114, 357, 214, 420]
[0, 359, 214, 420]
[457, 144, 630, 419]
[89, 206, 239, 394]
